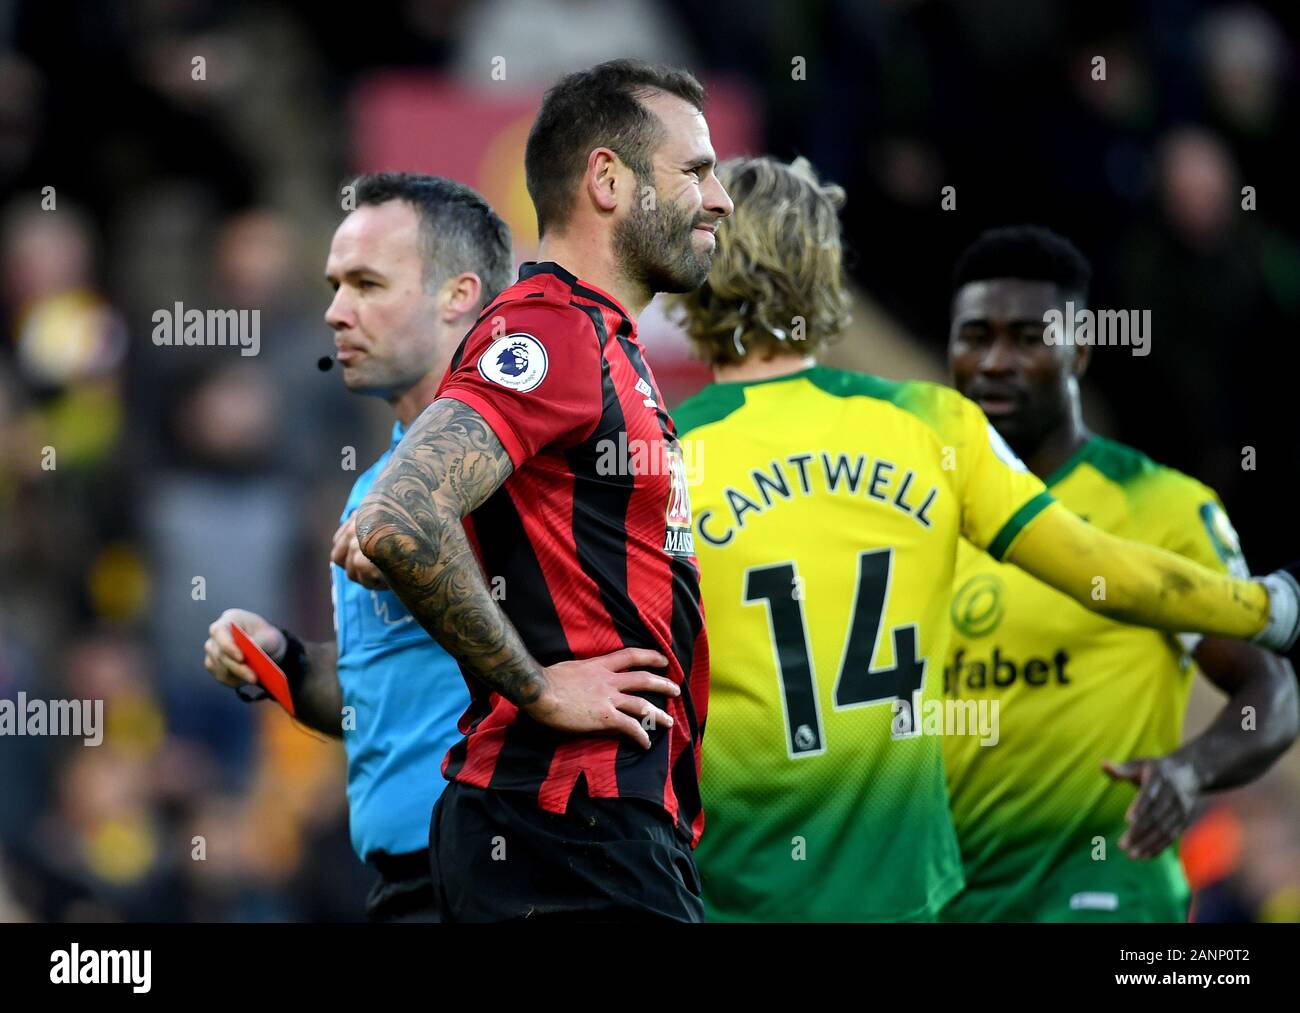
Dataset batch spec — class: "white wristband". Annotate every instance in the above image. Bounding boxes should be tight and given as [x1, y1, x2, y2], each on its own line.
[1253, 572, 1300, 652]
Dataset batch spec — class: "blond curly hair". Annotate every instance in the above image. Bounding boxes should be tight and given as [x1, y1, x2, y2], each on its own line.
[664, 156, 850, 366]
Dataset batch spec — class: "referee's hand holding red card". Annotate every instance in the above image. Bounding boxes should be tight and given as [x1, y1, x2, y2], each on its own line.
[204, 608, 287, 688]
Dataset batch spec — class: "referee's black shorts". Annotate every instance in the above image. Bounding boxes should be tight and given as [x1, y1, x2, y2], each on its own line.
[365, 849, 439, 923]
[427, 775, 704, 922]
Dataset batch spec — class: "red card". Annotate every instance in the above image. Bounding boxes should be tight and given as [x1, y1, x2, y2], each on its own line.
[231, 624, 296, 716]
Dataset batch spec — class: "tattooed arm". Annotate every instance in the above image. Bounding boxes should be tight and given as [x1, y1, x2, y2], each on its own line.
[355, 397, 540, 703]
[353, 397, 678, 747]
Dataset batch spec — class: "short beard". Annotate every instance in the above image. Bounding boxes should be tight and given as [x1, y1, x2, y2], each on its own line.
[613, 185, 714, 297]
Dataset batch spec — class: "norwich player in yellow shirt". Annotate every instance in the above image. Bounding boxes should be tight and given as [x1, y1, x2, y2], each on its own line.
[939, 225, 1298, 922]
[667, 156, 1300, 922]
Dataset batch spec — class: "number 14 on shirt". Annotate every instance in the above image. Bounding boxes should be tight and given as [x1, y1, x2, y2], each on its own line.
[744, 547, 927, 758]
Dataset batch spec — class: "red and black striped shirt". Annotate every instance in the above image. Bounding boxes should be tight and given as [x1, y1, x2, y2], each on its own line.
[435, 261, 710, 846]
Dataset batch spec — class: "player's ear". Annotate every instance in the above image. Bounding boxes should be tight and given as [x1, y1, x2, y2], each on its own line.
[440, 271, 483, 321]
[586, 148, 623, 215]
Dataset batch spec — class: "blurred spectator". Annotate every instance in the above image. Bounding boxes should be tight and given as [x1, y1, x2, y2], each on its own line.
[1102, 127, 1300, 568]
[143, 360, 295, 771]
[1199, 7, 1300, 229]
[453, 0, 696, 86]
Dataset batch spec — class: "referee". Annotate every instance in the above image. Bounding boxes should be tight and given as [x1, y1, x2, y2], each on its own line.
[202, 173, 513, 921]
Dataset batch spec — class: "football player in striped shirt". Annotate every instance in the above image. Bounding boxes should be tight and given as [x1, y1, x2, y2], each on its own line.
[939, 225, 1298, 922]
[666, 156, 1300, 921]
[355, 60, 732, 922]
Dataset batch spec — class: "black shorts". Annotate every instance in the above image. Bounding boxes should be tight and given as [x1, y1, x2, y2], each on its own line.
[365, 849, 440, 923]
[427, 777, 704, 923]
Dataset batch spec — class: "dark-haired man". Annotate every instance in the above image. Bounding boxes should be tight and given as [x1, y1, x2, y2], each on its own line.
[355, 60, 732, 922]
[941, 225, 1298, 922]
[203, 173, 513, 921]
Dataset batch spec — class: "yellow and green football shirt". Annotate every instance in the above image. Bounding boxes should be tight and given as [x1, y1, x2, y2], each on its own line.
[941, 435, 1247, 923]
[673, 365, 1052, 921]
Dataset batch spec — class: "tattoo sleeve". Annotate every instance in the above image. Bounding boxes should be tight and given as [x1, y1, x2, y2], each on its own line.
[353, 397, 547, 706]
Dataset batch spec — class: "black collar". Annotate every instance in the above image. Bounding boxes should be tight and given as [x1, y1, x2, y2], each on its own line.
[517, 261, 577, 285]
[518, 261, 630, 320]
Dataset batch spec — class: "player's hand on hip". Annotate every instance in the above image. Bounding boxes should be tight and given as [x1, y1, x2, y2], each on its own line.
[524, 648, 679, 749]
[204, 608, 287, 688]
[332, 517, 388, 589]
[1102, 755, 1200, 860]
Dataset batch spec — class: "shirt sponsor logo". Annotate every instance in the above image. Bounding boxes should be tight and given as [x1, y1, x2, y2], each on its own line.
[477, 333, 548, 392]
[944, 647, 1073, 692]
[663, 443, 695, 557]
[950, 573, 1005, 638]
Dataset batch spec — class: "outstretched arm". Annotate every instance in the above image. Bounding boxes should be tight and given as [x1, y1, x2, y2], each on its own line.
[1006, 504, 1272, 641]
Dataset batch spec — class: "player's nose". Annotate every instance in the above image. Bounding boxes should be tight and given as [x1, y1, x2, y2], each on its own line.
[324, 288, 353, 330]
[979, 334, 1018, 374]
[705, 174, 734, 219]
